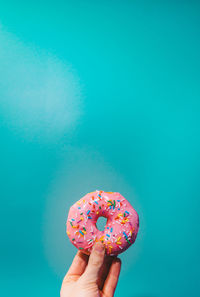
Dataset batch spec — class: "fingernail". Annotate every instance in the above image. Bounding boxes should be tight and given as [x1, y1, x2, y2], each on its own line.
[94, 242, 104, 253]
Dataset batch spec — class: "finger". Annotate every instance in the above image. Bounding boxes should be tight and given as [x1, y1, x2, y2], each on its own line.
[97, 255, 113, 290]
[63, 251, 89, 282]
[102, 258, 121, 297]
[81, 242, 105, 283]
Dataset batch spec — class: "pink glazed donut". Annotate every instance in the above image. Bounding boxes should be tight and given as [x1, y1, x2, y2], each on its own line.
[66, 190, 139, 256]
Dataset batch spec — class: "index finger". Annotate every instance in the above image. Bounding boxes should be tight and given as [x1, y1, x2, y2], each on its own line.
[64, 251, 89, 281]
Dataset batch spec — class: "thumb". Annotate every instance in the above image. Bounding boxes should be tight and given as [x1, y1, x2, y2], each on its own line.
[81, 242, 105, 283]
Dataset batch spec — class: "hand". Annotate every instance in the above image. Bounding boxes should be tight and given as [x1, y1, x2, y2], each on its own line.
[60, 242, 121, 297]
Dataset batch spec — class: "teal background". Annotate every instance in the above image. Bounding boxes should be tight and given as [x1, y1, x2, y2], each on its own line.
[0, 1, 200, 296]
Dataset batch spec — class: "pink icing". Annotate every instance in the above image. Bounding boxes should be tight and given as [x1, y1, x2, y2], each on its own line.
[66, 190, 139, 256]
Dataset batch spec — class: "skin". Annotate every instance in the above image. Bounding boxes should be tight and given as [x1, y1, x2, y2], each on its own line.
[61, 242, 121, 297]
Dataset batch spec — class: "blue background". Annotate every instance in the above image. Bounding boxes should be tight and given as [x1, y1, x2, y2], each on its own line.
[0, 1, 200, 296]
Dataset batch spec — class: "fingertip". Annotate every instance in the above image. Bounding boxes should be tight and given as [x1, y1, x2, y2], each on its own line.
[102, 257, 121, 297]
[113, 257, 121, 265]
[89, 241, 105, 267]
[77, 250, 89, 261]
[111, 257, 121, 275]
[81, 242, 105, 282]
[92, 241, 105, 253]
[64, 250, 89, 279]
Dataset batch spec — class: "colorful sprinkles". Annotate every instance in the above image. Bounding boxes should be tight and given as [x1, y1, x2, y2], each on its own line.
[67, 190, 138, 255]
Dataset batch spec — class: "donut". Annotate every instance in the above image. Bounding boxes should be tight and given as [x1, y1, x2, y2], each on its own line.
[66, 190, 139, 256]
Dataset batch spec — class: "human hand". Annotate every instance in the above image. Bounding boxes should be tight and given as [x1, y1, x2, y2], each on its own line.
[60, 242, 121, 297]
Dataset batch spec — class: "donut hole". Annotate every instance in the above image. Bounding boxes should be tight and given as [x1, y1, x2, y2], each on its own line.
[96, 216, 107, 231]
